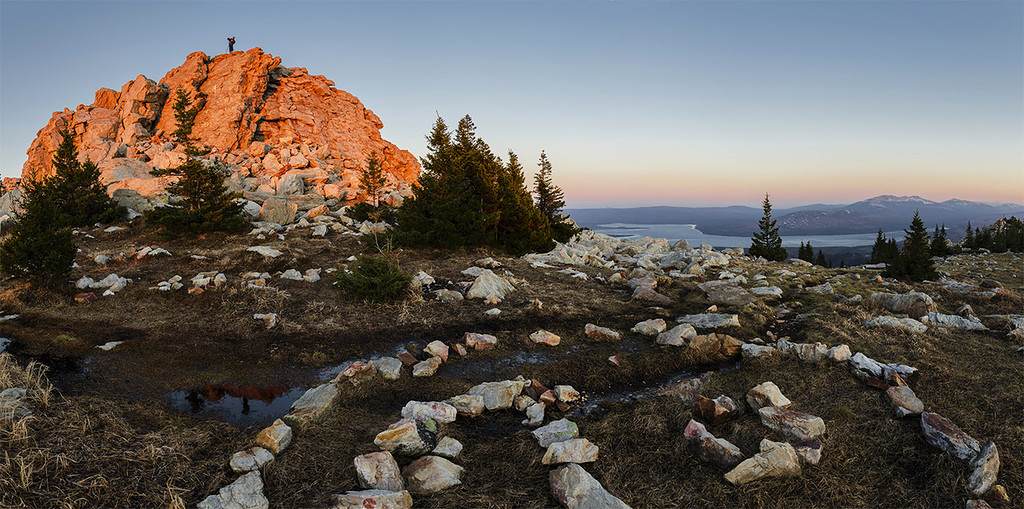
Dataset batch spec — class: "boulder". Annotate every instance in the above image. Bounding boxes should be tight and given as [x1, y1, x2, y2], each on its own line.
[968, 442, 999, 497]
[530, 330, 561, 346]
[229, 447, 274, 473]
[921, 412, 981, 460]
[869, 292, 936, 318]
[886, 386, 924, 417]
[724, 440, 801, 485]
[283, 383, 339, 426]
[746, 382, 792, 411]
[354, 451, 404, 491]
[655, 324, 697, 346]
[698, 280, 757, 306]
[543, 438, 600, 465]
[463, 332, 497, 350]
[255, 419, 292, 454]
[466, 270, 515, 301]
[259, 197, 298, 224]
[402, 455, 464, 494]
[445, 394, 486, 418]
[331, 490, 412, 509]
[533, 418, 580, 447]
[549, 463, 631, 509]
[758, 406, 826, 442]
[683, 420, 744, 469]
[197, 471, 268, 509]
[374, 418, 438, 456]
[401, 401, 457, 424]
[584, 323, 621, 341]
[467, 380, 526, 410]
[631, 319, 667, 336]
[694, 395, 740, 425]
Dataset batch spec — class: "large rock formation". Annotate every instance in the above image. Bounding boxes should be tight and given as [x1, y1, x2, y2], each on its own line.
[11, 48, 419, 216]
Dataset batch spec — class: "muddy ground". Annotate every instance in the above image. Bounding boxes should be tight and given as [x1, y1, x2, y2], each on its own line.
[1, 221, 1021, 508]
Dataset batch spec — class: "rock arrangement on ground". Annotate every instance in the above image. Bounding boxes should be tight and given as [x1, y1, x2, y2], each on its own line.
[1, 48, 420, 221]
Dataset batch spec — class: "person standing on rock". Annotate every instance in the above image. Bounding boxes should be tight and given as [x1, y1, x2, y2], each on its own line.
[228, 37, 235, 53]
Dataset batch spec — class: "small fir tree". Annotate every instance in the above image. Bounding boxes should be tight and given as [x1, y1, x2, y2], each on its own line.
[815, 249, 827, 267]
[147, 89, 246, 236]
[48, 128, 124, 226]
[496, 151, 554, 253]
[798, 241, 814, 262]
[0, 174, 77, 288]
[930, 224, 951, 256]
[962, 221, 974, 250]
[533, 151, 576, 242]
[359, 151, 387, 209]
[884, 211, 937, 281]
[749, 193, 788, 261]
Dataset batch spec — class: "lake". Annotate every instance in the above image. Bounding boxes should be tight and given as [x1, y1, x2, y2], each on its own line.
[589, 223, 904, 249]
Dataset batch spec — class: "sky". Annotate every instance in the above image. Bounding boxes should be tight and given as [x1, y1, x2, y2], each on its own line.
[1, 1, 1022, 208]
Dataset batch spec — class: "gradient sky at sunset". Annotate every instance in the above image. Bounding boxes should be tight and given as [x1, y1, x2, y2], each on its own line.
[1, 1, 1021, 208]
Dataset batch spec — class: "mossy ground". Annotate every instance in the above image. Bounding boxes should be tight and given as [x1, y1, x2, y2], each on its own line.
[0, 221, 1021, 507]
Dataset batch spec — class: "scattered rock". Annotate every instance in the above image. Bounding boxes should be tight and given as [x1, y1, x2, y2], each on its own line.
[253, 313, 278, 329]
[698, 280, 757, 306]
[694, 395, 740, 425]
[925, 312, 987, 330]
[424, 340, 449, 362]
[432, 437, 463, 459]
[197, 471, 268, 509]
[466, 270, 515, 301]
[758, 406, 826, 442]
[435, 289, 464, 303]
[255, 419, 292, 454]
[246, 246, 282, 258]
[724, 440, 801, 485]
[870, 292, 936, 318]
[584, 323, 621, 341]
[533, 418, 579, 447]
[543, 438, 600, 465]
[463, 332, 497, 350]
[742, 343, 779, 360]
[331, 489, 412, 509]
[531, 330, 561, 346]
[374, 418, 438, 456]
[631, 286, 673, 305]
[746, 382, 791, 411]
[412, 357, 442, 377]
[402, 455, 464, 494]
[657, 373, 711, 405]
[805, 282, 834, 294]
[886, 386, 924, 417]
[445, 394, 486, 418]
[655, 323, 697, 346]
[229, 447, 274, 474]
[678, 313, 740, 329]
[549, 463, 631, 509]
[354, 451, 404, 491]
[371, 357, 403, 381]
[921, 412, 981, 460]
[631, 319, 667, 336]
[864, 315, 928, 334]
[751, 286, 783, 297]
[284, 383, 339, 426]
[683, 419, 744, 469]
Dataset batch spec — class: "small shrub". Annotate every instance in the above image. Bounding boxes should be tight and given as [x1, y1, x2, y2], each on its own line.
[348, 202, 398, 224]
[334, 254, 412, 303]
[0, 177, 76, 289]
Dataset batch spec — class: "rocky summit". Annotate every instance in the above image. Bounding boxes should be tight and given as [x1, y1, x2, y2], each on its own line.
[7, 48, 419, 218]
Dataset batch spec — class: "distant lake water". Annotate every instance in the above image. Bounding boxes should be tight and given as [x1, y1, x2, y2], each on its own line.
[590, 224, 904, 249]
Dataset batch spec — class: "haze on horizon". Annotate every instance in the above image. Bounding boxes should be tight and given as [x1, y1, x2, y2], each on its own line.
[1, 1, 1021, 209]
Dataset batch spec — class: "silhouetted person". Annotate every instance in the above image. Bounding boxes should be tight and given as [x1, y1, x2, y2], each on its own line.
[228, 37, 235, 53]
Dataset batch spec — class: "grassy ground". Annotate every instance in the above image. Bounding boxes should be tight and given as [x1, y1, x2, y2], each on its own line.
[0, 221, 1021, 507]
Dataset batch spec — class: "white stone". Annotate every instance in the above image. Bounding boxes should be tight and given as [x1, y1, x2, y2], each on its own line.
[197, 471, 268, 509]
[229, 447, 274, 473]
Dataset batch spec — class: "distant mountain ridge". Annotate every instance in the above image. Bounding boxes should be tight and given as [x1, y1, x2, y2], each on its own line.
[568, 195, 1024, 237]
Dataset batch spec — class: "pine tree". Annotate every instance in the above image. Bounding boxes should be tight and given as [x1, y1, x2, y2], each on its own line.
[815, 249, 827, 266]
[0, 173, 77, 288]
[749, 193, 788, 261]
[147, 88, 245, 236]
[48, 128, 124, 226]
[359, 151, 387, 209]
[885, 211, 937, 281]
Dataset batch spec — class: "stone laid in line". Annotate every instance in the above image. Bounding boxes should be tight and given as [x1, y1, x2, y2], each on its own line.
[724, 439, 801, 485]
[402, 455, 464, 494]
[925, 312, 988, 330]
[741, 343, 779, 360]
[468, 379, 527, 411]
[432, 437, 463, 459]
[371, 357, 403, 381]
[631, 318, 667, 336]
[655, 324, 696, 347]
[543, 438, 600, 465]
[677, 313, 740, 329]
[354, 451, 404, 491]
[746, 382, 791, 412]
[197, 470, 269, 509]
[401, 401, 457, 424]
[229, 447, 274, 474]
[863, 315, 928, 334]
[446, 394, 486, 418]
[968, 442, 1000, 497]
[255, 419, 292, 455]
[331, 489, 412, 509]
[584, 324, 621, 341]
[921, 412, 981, 461]
[683, 420, 744, 469]
[533, 418, 580, 447]
[283, 383, 339, 427]
[886, 386, 924, 417]
[374, 418, 438, 456]
[694, 395, 740, 425]
[848, 352, 917, 388]
[758, 406, 826, 442]
[412, 357, 442, 377]
[549, 463, 632, 509]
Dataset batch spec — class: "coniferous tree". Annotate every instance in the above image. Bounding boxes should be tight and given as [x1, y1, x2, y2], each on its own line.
[496, 151, 553, 253]
[532, 151, 576, 242]
[749, 193, 788, 261]
[815, 249, 827, 267]
[870, 229, 887, 264]
[798, 241, 814, 262]
[48, 128, 124, 226]
[359, 151, 387, 209]
[885, 211, 937, 281]
[147, 89, 246, 236]
[0, 173, 77, 288]
[930, 224, 951, 256]
[962, 221, 975, 250]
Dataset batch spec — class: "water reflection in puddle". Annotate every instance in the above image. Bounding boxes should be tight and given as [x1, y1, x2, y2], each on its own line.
[167, 384, 306, 427]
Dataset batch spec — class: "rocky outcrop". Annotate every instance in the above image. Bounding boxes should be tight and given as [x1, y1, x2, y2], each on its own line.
[13, 48, 419, 217]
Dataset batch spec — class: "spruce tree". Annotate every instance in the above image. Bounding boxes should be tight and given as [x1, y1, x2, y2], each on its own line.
[533, 151, 576, 242]
[884, 211, 937, 281]
[0, 174, 77, 288]
[749, 193, 788, 261]
[930, 224, 950, 256]
[147, 89, 246, 236]
[496, 151, 554, 253]
[48, 128, 124, 226]
[359, 151, 387, 209]
[815, 249, 827, 266]
[963, 221, 974, 250]
[798, 241, 814, 262]
[870, 229, 888, 264]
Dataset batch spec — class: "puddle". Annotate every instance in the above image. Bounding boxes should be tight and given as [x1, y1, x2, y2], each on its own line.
[167, 384, 306, 427]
